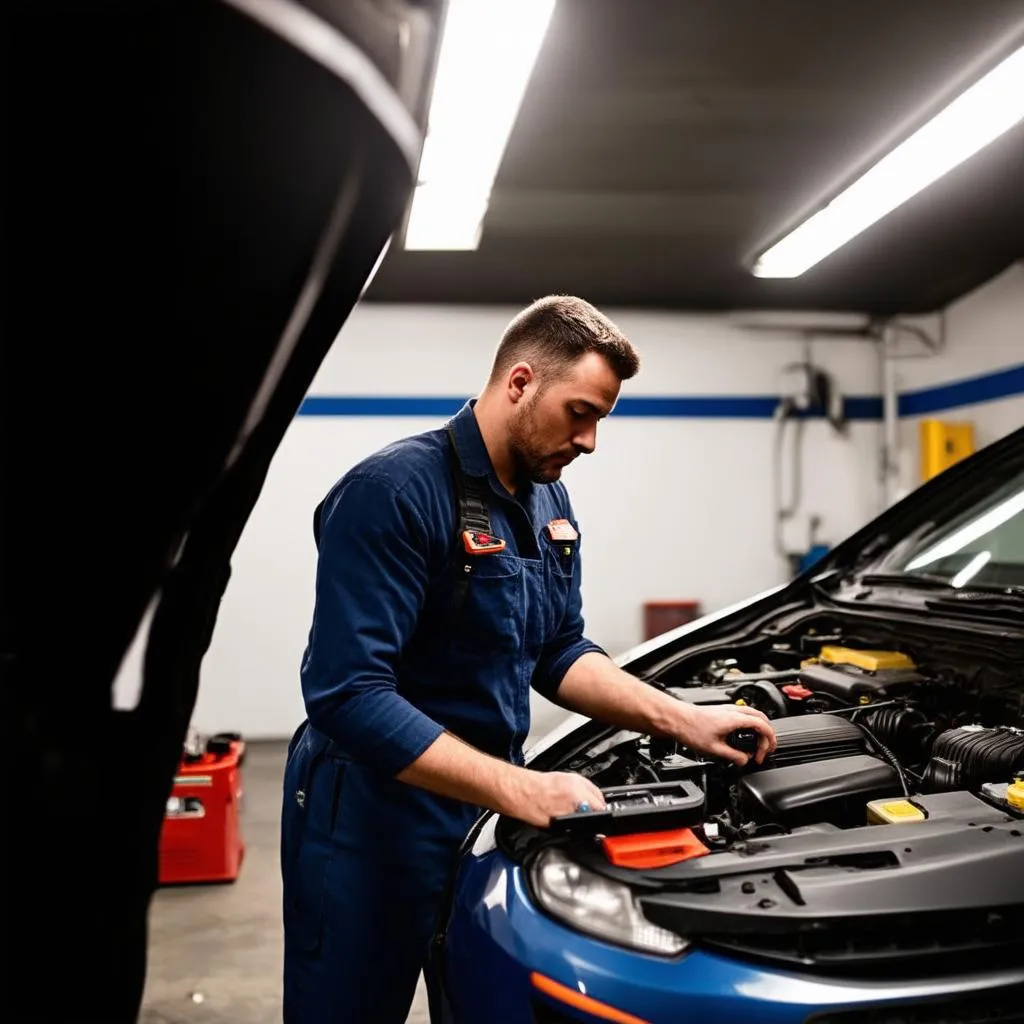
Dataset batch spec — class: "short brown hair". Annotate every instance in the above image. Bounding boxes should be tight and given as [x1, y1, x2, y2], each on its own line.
[488, 295, 640, 387]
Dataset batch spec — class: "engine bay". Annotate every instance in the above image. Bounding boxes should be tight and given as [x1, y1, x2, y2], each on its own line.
[489, 619, 1024, 973]
[553, 627, 1024, 850]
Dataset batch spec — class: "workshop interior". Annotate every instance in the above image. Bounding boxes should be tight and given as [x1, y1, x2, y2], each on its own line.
[4, 1, 1024, 1022]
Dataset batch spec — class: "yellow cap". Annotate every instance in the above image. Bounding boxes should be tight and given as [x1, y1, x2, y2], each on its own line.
[1007, 780, 1024, 810]
[867, 799, 926, 825]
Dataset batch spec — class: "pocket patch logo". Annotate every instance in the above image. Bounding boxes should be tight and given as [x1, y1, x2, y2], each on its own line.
[546, 519, 578, 542]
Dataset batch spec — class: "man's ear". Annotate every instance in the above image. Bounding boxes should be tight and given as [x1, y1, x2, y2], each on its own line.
[507, 362, 534, 403]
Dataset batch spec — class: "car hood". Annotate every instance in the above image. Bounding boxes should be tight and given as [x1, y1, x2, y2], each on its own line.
[6, 2, 445, 1018]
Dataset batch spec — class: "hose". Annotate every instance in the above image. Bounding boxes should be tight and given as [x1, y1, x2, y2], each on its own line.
[772, 400, 805, 560]
[850, 713, 911, 798]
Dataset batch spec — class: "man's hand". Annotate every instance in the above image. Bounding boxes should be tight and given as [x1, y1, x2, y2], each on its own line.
[503, 769, 606, 829]
[554, 652, 781, 769]
[663, 702, 776, 766]
[397, 732, 607, 829]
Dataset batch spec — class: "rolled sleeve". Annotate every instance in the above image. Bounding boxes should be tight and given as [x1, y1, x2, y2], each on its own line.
[531, 529, 605, 700]
[300, 473, 445, 775]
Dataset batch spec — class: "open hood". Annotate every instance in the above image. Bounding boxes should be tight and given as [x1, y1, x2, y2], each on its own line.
[4, 2, 445, 1019]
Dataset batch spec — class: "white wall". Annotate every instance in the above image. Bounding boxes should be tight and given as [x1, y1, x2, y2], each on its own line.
[895, 261, 1024, 495]
[114, 305, 881, 737]
[113, 266, 1022, 738]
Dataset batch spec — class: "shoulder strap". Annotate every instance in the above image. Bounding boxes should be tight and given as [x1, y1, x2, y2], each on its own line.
[446, 426, 499, 622]
[446, 426, 494, 539]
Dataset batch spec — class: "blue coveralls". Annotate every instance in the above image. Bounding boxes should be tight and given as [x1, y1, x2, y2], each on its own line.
[281, 401, 603, 1023]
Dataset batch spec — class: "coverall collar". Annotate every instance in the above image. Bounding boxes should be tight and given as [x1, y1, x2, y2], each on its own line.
[450, 399, 537, 504]
[449, 400, 495, 478]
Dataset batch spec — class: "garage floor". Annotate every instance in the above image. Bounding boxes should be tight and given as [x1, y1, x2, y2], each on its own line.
[137, 699, 570, 1024]
[137, 740, 432, 1024]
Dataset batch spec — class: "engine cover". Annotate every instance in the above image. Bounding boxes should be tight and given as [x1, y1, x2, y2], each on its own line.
[798, 662, 924, 703]
[762, 714, 866, 768]
[739, 754, 902, 828]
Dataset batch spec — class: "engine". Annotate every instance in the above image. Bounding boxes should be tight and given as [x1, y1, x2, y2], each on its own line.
[563, 639, 1024, 841]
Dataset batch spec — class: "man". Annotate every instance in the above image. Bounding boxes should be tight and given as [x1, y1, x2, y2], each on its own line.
[281, 295, 776, 1022]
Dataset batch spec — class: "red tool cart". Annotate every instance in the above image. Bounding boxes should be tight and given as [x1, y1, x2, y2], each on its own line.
[158, 731, 246, 885]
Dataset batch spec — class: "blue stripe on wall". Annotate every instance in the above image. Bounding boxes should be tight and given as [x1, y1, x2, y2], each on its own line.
[296, 394, 884, 419]
[297, 364, 1023, 421]
[299, 396, 467, 417]
[898, 363, 1024, 416]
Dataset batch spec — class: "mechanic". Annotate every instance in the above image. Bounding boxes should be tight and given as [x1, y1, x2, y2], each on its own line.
[281, 294, 777, 1023]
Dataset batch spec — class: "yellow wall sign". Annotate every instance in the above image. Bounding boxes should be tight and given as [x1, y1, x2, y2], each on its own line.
[920, 419, 975, 482]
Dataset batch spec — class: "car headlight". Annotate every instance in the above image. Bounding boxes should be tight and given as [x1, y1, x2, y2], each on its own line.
[529, 847, 688, 957]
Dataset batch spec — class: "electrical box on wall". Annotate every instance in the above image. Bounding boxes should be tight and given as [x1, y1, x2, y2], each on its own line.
[920, 419, 975, 482]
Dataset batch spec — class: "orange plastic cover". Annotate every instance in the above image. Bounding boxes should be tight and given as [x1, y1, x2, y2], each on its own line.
[601, 827, 710, 869]
[462, 529, 506, 554]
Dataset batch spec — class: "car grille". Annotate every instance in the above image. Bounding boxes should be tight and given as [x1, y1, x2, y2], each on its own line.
[806, 982, 1024, 1023]
[698, 905, 1024, 978]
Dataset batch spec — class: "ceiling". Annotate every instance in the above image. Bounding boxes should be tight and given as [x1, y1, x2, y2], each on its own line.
[365, 0, 1024, 315]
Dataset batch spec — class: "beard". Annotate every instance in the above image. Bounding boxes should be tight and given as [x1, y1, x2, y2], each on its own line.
[507, 397, 574, 485]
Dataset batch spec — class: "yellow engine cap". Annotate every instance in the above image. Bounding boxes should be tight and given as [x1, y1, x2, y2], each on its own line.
[867, 799, 926, 825]
[1007, 780, 1024, 810]
[819, 646, 915, 673]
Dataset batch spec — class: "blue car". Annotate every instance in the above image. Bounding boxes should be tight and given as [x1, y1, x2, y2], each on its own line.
[434, 425, 1024, 1024]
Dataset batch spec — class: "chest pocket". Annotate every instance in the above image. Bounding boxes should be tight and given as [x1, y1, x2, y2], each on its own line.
[450, 552, 526, 656]
[545, 536, 577, 579]
[541, 533, 577, 639]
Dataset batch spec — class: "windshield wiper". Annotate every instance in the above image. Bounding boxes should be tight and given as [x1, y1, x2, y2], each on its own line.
[928, 592, 1024, 613]
[924, 596, 1024, 626]
[859, 573, 1024, 599]
[858, 572, 954, 590]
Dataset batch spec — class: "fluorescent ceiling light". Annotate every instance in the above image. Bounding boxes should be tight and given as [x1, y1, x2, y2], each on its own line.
[753, 43, 1024, 278]
[403, 0, 555, 251]
[906, 488, 1024, 571]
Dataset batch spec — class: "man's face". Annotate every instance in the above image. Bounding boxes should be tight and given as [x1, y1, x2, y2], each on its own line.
[507, 351, 621, 484]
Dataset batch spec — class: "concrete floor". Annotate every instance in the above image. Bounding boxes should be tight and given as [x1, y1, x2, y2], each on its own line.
[137, 741, 432, 1024]
[138, 702, 571, 1023]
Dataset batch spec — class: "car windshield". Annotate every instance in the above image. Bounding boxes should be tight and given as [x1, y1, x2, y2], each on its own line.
[891, 466, 1024, 589]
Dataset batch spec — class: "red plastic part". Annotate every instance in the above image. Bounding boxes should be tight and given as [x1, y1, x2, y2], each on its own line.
[462, 529, 507, 554]
[158, 739, 245, 885]
[782, 683, 813, 700]
[601, 828, 710, 869]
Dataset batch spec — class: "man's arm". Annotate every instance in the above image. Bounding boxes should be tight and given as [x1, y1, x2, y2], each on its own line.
[553, 651, 776, 766]
[531, 508, 776, 766]
[397, 731, 605, 829]
[303, 472, 604, 827]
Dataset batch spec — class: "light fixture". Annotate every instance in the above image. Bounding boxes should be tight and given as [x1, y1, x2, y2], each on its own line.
[753, 43, 1024, 278]
[403, 0, 556, 250]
